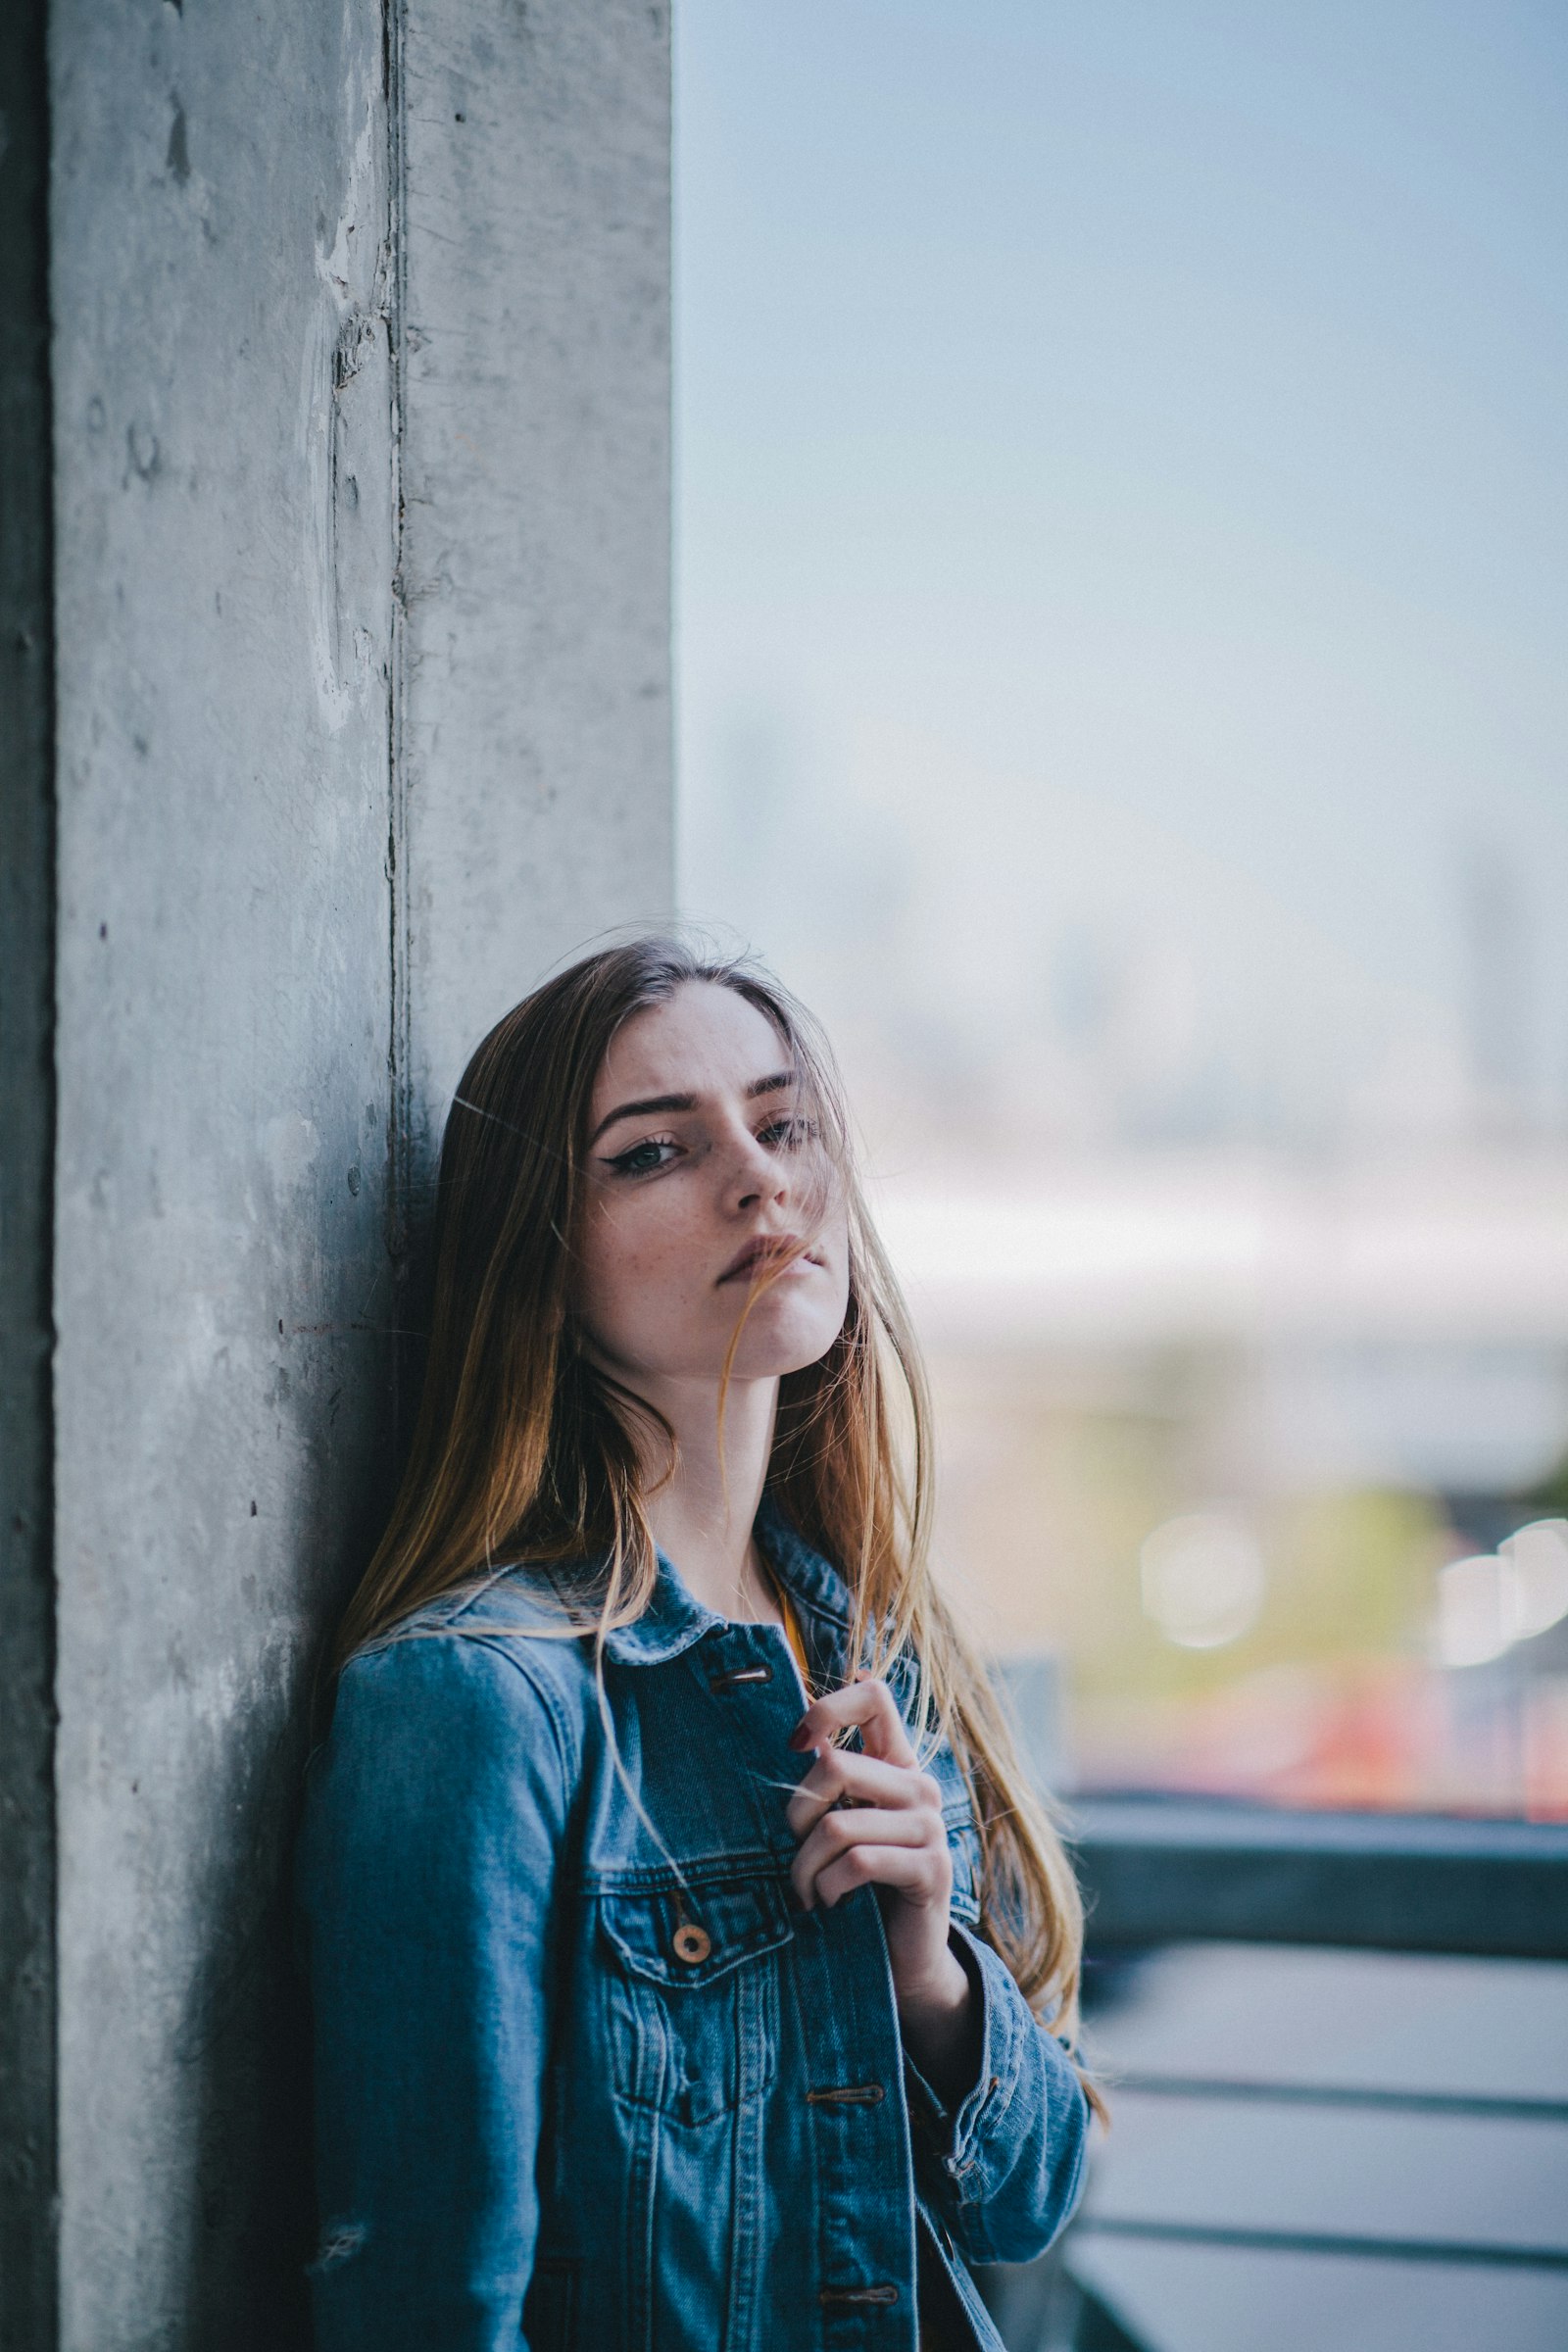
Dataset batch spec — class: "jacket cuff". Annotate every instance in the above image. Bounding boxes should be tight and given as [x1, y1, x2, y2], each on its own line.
[905, 1924, 1072, 2183]
[902, 1925, 1010, 2164]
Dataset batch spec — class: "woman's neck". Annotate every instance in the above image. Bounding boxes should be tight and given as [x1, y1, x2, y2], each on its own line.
[629, 1370, 783, 1626]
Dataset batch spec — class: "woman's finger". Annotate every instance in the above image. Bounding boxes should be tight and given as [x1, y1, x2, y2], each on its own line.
[788, 1674, 917, 1769]
[808, 1840, 951, 1914]
[785, 1747, 938, 1838]
[791, 1802, 951, 1913]
[790, 1801, 938, 1908]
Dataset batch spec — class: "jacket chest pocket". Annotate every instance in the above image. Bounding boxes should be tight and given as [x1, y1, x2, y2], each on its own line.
[598, 1875, 790, 2126]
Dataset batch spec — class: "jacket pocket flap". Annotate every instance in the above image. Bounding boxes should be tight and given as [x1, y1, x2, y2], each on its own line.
[599, 1875, 792, 1987]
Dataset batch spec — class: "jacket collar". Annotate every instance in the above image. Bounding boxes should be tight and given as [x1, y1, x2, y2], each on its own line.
[595, 1554, 718, 1667]
[754, 1493, 856, 1644]
[595, 1492, 854, 1668]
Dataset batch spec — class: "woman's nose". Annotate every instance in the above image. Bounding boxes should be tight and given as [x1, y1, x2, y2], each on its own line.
[727, 1131, 789, 1212]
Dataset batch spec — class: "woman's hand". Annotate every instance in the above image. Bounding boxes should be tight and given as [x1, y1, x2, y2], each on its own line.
[786, 1673, 979, 2101]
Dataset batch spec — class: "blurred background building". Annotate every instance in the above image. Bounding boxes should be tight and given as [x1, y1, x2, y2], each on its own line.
[676, 0, 1568, 1826]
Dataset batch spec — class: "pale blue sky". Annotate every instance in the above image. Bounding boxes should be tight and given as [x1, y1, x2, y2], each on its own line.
[675, 1, 1568, 1150]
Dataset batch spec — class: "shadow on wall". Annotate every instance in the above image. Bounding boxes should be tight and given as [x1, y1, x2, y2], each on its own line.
[175, 1732, 317, 2344]
[171, 1283, 417, 2344]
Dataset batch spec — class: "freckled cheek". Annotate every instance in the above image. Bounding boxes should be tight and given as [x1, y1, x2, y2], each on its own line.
[579, 1201, 715, 1332]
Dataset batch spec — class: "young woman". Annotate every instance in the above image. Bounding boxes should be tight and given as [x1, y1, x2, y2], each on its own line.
[298, 938, 1094, 2350]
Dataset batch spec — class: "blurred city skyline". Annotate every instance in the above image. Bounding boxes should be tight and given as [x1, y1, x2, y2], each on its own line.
[676, 0, 1568, 1164]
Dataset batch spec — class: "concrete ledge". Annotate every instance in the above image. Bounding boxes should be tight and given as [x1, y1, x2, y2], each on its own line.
[1071, 1795, 1568, 1958]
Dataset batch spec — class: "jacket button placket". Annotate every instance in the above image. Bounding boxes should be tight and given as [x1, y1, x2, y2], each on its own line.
[701, 1619, 919, 2342]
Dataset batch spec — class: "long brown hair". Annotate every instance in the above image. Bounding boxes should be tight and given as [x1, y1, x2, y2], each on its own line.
[334, 938, 1093, 2060]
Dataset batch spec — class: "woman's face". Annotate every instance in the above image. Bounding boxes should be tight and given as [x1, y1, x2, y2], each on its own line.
[574, 981, 851, 1389]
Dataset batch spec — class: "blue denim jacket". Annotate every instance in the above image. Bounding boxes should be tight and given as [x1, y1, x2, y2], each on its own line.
[297, 1500, 1089, 2349]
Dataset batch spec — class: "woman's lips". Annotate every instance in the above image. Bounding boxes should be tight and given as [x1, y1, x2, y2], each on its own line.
[717, 1236, 823, 1285]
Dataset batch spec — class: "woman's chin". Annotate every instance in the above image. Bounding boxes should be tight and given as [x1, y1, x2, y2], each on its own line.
[713, 1292, 848, 1383]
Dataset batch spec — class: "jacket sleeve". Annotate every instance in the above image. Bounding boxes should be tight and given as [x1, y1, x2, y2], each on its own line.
[904, 1924, 1091, 2267]
[296, 1628, 575, 2350]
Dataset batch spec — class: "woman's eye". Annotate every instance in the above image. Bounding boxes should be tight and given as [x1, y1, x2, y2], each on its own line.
[759, 1114, 814, 1150]
[605, 1137, 680, 1177]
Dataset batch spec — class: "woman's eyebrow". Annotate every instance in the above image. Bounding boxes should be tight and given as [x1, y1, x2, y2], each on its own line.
[590, 1092, 697, 1145]
[589, 1069, 797, 1148]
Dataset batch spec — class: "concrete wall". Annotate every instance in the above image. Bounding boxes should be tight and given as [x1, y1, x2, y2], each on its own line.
[0, 4, 60, 2341]
[400, 2, 672, 1152]
[3, 3, 670, 2342]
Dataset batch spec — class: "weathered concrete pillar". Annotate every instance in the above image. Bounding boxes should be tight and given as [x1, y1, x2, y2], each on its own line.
[0, 3, 670, 2342]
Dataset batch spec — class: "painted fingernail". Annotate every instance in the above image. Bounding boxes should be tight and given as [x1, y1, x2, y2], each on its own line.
[788, 1722, 811, 1751]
